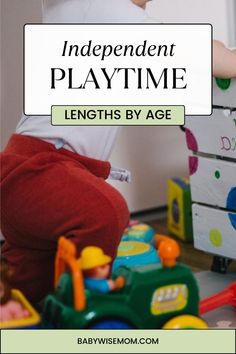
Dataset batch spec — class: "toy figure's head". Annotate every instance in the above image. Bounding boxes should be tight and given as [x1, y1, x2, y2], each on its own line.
[79, 246, 112, 279]
[0, 257, 13, 305]
[83, 264, 111, 279]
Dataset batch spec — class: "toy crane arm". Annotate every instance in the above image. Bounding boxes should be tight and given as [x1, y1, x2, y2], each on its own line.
[200, 282, 236, 315]
[55, 237, 86, 311]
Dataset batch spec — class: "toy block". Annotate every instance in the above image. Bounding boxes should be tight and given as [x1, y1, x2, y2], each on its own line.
[167, 178, 193, 242]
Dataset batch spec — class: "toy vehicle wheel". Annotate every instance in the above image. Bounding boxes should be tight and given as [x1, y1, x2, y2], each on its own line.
[163, 315, 208, 329]
[89, 319, 134, 329]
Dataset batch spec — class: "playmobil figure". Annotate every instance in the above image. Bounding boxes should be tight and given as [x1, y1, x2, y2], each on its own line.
[79, 247, 125, 293]
[0, 258, 29, 322]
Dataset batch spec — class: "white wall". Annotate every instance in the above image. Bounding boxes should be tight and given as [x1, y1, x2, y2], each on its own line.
[109, 126, 188, 212]
[1, 0, 235, 212]
[1, 0, 42, 148]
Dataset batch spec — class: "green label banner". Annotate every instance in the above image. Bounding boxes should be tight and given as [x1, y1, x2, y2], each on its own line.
[1, 329, 235, 354]
[51, 105, 185, 126]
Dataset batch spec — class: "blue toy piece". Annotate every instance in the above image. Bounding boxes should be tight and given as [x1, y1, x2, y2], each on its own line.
[112, 241, 160, 272]
[89, 319, 133, 329]
[122, 223, 155, 244]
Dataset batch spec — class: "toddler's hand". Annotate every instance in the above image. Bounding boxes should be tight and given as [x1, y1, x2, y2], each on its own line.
[213, 40, 236, 78]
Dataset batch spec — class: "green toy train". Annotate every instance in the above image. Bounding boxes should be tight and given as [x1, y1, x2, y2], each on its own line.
[42, 236, 208, 329]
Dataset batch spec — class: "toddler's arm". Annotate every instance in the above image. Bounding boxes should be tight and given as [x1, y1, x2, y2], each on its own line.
[213, 40, 236, 78]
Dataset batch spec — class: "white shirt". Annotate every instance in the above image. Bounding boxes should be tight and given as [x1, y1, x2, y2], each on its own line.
[16, 0, 153, 180]
[42, 0, 152, 23]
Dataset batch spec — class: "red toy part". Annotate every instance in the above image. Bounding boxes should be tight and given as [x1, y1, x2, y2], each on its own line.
[199, 282, 236, 315]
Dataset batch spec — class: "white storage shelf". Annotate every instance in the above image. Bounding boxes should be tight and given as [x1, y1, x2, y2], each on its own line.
[185, 78, 236, 260]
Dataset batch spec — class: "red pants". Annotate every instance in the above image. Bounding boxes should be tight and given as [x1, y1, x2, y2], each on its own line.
[0, 135, 129, 303]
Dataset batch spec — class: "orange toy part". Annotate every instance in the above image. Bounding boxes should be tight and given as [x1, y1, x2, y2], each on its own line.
[154, 234, 173, 249]
[55, 237, 86, 311]
[154, 234, 180, 267]
[114, 276, 126, 290]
